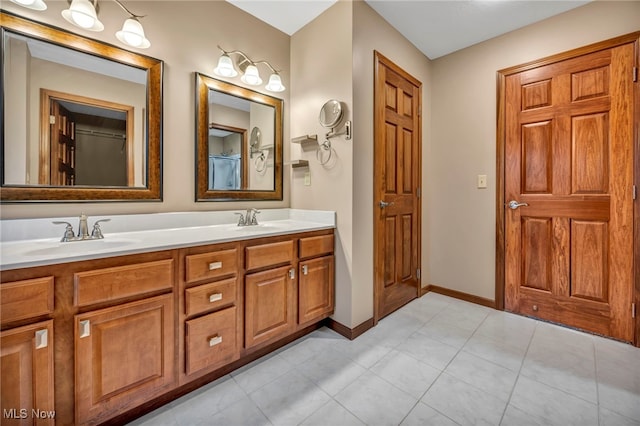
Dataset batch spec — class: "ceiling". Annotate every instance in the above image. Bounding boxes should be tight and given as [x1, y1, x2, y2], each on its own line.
[226, 0, 591, 59]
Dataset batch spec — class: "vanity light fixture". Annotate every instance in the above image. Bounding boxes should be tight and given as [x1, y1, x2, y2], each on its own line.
[9, 0, 47, 11]
[12, 0, 151, 48]
[214, 46, 286, 93]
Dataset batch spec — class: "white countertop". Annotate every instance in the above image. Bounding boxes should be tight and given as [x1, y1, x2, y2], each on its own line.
[0, 209, 336, 271]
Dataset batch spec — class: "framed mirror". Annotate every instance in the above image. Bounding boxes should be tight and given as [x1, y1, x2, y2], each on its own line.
[195, 73, 282, 201]
[1, 12, 163, 202]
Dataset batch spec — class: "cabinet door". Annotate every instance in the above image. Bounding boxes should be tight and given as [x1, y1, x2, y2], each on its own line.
[75, 294, 175, 425]
[185, 306, 237, 375]
[299, 256, 335, 326]
[245, 265, 295, 349]
[1, 320, 54, 426]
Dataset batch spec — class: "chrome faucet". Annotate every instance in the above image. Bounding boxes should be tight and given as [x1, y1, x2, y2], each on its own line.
[235, 208, 260, 226]
[53, 214, 111, 242]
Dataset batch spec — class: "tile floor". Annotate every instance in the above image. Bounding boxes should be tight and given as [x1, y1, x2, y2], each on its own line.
[129, 293, 640, 426]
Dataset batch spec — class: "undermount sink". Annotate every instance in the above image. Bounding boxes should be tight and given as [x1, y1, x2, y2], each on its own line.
[23, 238, 138, 256]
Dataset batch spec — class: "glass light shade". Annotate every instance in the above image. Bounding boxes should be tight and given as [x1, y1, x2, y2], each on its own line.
[116, 18, 150, 49]
[265, 73, 285, 92]
[62, 0, 104, 31]
[241, 64, 262, 86]
[213, 54, 238, 78]
[10, 0, 47, 11]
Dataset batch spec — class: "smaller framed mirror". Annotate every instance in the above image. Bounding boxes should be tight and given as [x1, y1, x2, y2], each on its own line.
[319, 99, 343, 129]
[195, 73, 283, 201]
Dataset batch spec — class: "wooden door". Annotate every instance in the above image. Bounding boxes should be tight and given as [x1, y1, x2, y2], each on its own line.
[75, 294, 175, 424]
[298, 255, 335, 326]
[49, 99, 76, 186]
[503, 42, 636, 341]
[245, 265, 295, 349]
[0, 320, 54, 426]
[374, 51, 422, 321]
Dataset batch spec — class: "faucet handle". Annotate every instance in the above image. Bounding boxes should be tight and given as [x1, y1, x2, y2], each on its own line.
[234, 212, 246, 226]
[52, 221, 75, 242]
[91, 219, 111, 238]
[250, 209, 260, 225]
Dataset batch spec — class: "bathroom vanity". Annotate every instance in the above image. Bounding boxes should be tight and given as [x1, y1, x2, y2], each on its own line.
[0, 209, 335, 425]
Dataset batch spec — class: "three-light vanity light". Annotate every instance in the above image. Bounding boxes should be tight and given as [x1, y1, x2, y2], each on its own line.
[213, 46, 286, 93]
[9, 0, 151, 49]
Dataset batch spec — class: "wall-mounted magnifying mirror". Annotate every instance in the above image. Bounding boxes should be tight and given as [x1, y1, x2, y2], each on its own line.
[1, 12, 163, 202]
[319, 99, 343, 129]
[196, 73, 282, 201]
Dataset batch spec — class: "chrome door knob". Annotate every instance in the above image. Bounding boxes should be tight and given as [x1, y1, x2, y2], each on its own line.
[508, 200, 529, 210]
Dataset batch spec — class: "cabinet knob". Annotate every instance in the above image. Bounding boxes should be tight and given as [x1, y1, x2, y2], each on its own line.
[35, 329, 48, 349]
[209, 335, 223, 347]
[209, 293, 223, 303]
[209, 261, 223, 270]
[302, 265, 308, 275]
[79, 320, 91, 338]
[289, 268, 295, 279]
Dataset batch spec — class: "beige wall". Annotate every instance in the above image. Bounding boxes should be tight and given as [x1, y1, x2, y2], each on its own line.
[290, 0, 431, 327]
[290, 1, 354, 326]
[1, 0, 290, 218]
[429, 0, 640, 301]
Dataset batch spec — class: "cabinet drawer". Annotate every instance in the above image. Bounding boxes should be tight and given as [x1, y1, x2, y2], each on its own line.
[185, 277, 236, 317]
[1, 276, 54, 325]
[74, 259, 173, 307]
[185, 248, 238, 283]
[185, 306, 237, 375]
[299, 234, 334, 259]
[245, 240, 294, 271]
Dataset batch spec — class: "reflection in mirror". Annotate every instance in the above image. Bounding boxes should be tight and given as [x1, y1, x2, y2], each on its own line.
[1, 12, 163, 202]
[196, 73, 282, 201]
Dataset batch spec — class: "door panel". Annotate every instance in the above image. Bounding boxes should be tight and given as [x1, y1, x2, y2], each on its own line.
[504, 42, 635, 341]
[374, 52, 422, 320]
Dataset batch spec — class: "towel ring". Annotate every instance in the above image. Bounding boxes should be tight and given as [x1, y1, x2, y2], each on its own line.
[254, 152, 267, 173]
[316, 139, 333, 165]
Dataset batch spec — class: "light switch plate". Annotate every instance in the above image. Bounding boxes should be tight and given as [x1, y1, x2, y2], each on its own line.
[477, 174, 487, 189]
[304, 172, 311, 186]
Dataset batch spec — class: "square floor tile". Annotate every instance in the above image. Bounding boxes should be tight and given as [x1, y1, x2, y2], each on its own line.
[300, 400, 365, 426]
[231, 353, 293, 394]
[296, 349, 367, 396]
[422, 373, 507, 426]
[335, 371, 418, 426]
[370, 349, 441, 399]
[396, 331, 459, 370]
[202, 395, 272, 426]
[400, 402, 460, 426]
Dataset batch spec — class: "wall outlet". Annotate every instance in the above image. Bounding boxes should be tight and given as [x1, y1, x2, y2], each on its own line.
[304, 172, 311, 186]
[477, 174, 487, 189]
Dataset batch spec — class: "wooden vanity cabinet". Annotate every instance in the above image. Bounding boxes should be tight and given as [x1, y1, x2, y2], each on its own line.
[73, 257, 176, 425]
[1, 277, 55, 426]
[244, 240, 296, 350]
[179, 245, 242, 384]
[298, 234, 335, 326]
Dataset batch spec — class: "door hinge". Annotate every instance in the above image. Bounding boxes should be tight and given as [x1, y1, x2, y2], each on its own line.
[49, 115, 55, 125]
[416, 268, 421, 280]
[416, 187, 421, 198]
[633, 185, 637, 200]
[633, 303, 636, 319]
[634, 67, 638, 82]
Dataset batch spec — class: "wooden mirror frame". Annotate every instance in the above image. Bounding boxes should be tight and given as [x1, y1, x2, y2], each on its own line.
[195, 73, 283, 201]
[0, 12, 163, 202]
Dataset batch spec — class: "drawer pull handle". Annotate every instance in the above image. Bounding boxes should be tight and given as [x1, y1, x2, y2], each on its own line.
[289, 268, 295, 279]
[209, 261, 223, 270]
[35, 329, 48, 349]
[302, 265, 308, 275]
[209, 335, 223, 347]
[79, 320, 91, 338]
[209, 293, 223, 303]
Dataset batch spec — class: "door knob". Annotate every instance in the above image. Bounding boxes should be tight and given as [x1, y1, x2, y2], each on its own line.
[379, 200, 394, 208]
[508, 200, 529, 210]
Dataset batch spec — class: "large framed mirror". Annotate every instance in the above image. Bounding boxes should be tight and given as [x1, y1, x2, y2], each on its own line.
[1, 12, 163, 202]
[195, 73, 282, 201]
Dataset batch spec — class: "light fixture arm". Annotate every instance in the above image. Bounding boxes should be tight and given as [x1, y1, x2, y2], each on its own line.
[217, 46, 281, 74]
[113, 0, 144, 19]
